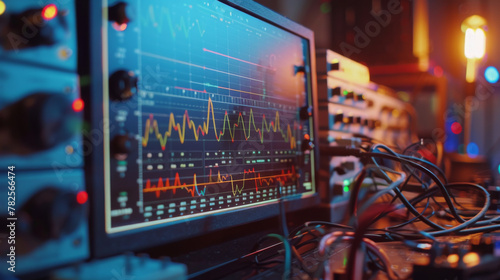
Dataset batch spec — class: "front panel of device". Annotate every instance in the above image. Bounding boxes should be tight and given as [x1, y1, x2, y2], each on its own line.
[0, 0, 88, 276]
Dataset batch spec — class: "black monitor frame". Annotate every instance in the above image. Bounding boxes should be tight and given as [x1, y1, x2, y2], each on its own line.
[82, 0, 320, 258]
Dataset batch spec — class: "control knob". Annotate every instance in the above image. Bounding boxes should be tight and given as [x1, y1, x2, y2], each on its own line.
[108, 2, 130, 25]
[109, 70, 138, 101]
[0, 93, 80, 154]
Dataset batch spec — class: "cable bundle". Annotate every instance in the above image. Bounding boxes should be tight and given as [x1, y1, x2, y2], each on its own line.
[251, 138, 498, 280]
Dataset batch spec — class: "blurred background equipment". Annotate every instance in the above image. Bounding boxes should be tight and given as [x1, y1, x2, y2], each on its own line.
[0, 0, 89, 276]
[315, 49, 417, 221]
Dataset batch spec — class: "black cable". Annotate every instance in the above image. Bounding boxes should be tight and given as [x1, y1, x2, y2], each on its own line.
[361, 151, 465, 223]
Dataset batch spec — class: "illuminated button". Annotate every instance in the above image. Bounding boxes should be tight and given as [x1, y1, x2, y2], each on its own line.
[112, 22, 127, 31]
[342, 114, 353, 124]
[72, 98, 84, 112]
[42, 4, 58, 21]
[76, 191, 88, 204]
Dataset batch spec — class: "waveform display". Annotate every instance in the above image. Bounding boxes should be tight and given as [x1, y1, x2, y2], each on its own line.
[143, 166, 297, 198]
[106, 0, 315, 231]
[141, 97, 297, 150]
[142, 5, 206, 38]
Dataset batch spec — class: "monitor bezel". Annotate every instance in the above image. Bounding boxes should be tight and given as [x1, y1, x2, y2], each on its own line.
[85, 0, 320, 258]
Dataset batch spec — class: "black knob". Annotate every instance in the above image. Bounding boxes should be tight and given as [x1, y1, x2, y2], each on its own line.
[20, 188, 85, 241]
[356, 93, 365, 101]
[109, 70, 138, 101]
[299, 106, 313, 120]
[0, 93, 80, 155]
[111, 134, 132, 159]
[108, 2, 130, 25]
[345, 91, 355, 99]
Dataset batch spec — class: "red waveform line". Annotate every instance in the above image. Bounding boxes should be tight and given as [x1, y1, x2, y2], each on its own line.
[144, 172, 206, 198]
[253, 165, 296, 190]
[143, 166, 297, 198]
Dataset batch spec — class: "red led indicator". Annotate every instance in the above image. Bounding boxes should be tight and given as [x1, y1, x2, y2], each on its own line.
[76, 191, 88, 205]
[72, 98, 84, 112]
[112, 22, 127, 31]
[42, 4, 57, 20]
[451, 122, 462, 134]
[433, 66, 443, 77]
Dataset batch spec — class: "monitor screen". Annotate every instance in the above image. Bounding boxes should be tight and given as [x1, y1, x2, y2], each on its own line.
[87, 0, 318, 255]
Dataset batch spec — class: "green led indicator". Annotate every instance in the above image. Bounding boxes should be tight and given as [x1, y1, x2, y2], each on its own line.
[343, 179, 350, 192]
[498, 164, 500, 175]
[343, 90, 349, 96]
[118, 160, 127, 166]
[120, 192, 127, 196]
[320, 2, 332, 14]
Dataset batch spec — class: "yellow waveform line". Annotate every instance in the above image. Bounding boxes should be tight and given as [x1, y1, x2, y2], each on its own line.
[141, 97, 296, 150]
[211, 170, 245, 196]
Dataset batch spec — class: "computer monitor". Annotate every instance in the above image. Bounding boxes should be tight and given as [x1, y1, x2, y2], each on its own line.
[83, 0, 319, 257]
